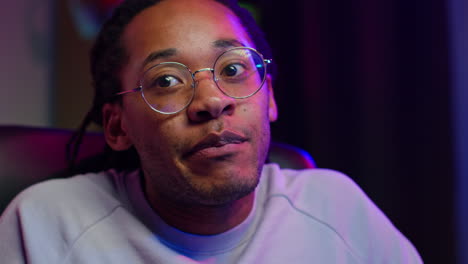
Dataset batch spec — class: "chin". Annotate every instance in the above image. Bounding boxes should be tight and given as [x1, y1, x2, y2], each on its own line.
[182, 166, 262, 206]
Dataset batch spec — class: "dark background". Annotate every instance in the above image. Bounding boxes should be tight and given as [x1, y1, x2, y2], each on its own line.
[246, 0, 454, 263]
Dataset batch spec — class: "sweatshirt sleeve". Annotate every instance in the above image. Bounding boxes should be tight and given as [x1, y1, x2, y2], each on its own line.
[0, 173, 126, 264]
[0, 199, 28, 264]
[0, 185, 68, 264]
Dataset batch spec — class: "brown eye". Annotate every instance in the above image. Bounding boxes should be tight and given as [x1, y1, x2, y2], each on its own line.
[220, 63, 246, 78]
[223, 64, 238, 76]
[151, 75, 181, 89]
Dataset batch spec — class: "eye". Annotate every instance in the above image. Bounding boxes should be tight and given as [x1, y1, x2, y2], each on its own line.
[220, 63, 246, 78]
[153, 75, 181, 88]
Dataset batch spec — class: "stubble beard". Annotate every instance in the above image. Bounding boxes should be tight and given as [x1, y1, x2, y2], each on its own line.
[143, 153, 265, 207]
[141, 136, 270, 207]
[170, 127, 270, 207]
[180, 163, 263, 206]
[140, 112, 272, 207]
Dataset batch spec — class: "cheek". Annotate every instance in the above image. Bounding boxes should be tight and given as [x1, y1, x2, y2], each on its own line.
[121, 106, 171, 154]
[158, 121, 191, 154]
[240, 92, 271, 118]
[238, 95, 272, 139]
[130, 113, 194, 162]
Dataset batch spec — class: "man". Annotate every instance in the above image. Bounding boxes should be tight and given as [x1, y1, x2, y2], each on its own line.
[0, 0, 422, 263]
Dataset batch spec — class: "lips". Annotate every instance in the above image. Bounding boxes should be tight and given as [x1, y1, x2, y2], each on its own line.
[185, 130, 248, 158]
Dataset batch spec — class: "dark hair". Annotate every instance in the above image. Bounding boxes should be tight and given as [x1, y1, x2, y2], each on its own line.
[67, 0, 274, 173]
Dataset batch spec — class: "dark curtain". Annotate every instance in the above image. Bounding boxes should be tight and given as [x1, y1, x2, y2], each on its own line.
[252, 0, 455, 262]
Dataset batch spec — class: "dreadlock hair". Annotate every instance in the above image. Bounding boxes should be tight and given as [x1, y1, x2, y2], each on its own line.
[66, 0, 274, 174]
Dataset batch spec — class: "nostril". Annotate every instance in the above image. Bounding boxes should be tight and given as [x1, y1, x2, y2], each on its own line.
[222, 104, 234, 115]
[190, 99, 235, 122]
[196, 111, 212, 121]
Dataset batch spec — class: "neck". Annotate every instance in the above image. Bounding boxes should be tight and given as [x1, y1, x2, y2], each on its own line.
[144, 184, 255, 235]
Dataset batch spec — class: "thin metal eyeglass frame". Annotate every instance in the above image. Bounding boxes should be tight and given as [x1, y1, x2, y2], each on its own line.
[115, 47, 272, 114]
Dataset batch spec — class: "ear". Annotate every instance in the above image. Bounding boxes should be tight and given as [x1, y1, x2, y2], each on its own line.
[266, 75, 278, 122]
[102, 103, 133, 151]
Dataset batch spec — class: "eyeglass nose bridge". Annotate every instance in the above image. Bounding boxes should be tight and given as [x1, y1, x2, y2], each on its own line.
[191, 67, 220, 89]
[192, 68, 215, 83]
[192, 68, 214, 76]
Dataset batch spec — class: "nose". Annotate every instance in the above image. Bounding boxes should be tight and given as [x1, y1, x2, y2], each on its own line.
[186, 69, 236, 122]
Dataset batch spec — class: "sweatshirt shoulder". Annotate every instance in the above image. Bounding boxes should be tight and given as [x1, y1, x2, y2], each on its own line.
[262, 163, 361, 197]
[260, 164, 423, 263]
[0, 171, 133, 263]
[6, 172, 121, 216]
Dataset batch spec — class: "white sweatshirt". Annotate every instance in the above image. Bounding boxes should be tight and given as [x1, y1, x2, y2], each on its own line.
[0, 164, 422, 263]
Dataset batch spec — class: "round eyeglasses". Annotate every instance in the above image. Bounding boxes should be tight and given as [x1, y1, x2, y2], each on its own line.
[115, 47, 272, 114]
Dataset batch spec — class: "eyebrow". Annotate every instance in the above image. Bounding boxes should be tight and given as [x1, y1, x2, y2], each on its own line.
[141, 39, 247, 69]
[212, 39, 246, 49]
[142, 48, 177, 69]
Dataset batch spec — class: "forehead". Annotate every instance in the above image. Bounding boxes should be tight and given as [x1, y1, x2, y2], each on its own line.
[121, 0, 253, 66]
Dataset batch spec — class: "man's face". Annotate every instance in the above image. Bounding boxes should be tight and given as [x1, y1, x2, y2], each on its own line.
[110, 0, 277, 206]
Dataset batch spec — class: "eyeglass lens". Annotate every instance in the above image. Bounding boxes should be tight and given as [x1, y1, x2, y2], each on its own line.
[140, 48, 267, 114]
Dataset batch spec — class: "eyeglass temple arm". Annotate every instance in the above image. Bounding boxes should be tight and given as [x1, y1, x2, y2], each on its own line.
[115, 87, 142, 96]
